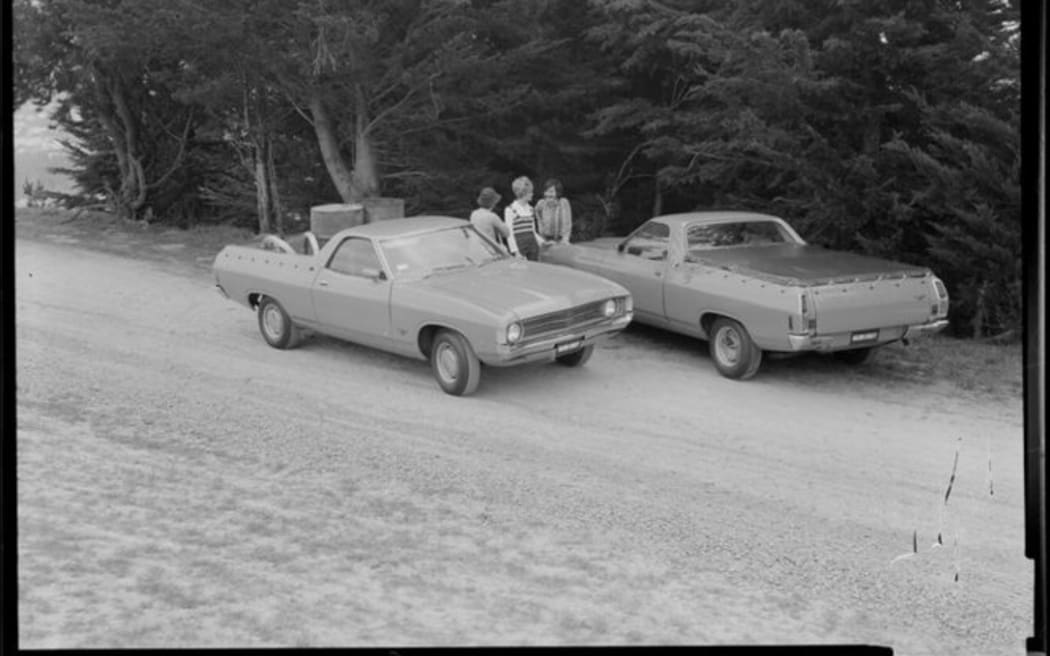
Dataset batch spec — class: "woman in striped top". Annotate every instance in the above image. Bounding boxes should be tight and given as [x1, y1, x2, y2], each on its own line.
[503, 176, 540, 261]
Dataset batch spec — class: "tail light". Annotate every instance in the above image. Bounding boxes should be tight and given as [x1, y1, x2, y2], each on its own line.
[933, 278, 948, 299]
[931, 278, 949, 317]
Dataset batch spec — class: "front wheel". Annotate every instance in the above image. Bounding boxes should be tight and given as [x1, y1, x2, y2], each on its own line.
[708, 317, 763, 380]
[430, 330, 482, 396]
[555, 344, 594, 367]
[257, 296, 303, 349]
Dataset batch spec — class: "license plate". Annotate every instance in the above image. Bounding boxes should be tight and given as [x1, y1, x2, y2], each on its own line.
[555, 338, 583, 355]
[850, 330, 879, 344]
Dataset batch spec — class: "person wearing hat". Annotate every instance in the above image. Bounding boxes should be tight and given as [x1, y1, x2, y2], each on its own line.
[470, 186, 510, 251]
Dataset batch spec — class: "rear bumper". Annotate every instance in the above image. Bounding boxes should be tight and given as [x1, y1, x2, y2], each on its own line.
[479, 312, 633, 366]
[785, 318, 948, 352]
[902, 318, 950, 340]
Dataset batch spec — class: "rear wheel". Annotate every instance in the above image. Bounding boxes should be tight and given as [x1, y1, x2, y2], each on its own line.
[833, 347, 873, 365]
[709, 317, 763, 380]
[555, 344, 594, 367]
[430, 330, 482, 396]
[257, 297, 303, 349]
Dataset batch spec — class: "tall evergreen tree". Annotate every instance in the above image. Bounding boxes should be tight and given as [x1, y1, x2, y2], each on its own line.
[14, 0, 207, 222]
[584, 0, 830, 232]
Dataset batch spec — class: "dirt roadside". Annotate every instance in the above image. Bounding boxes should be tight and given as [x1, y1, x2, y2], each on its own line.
[14, 207, 1030, 652]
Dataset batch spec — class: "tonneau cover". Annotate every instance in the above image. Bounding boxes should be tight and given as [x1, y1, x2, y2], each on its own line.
[689, 244, 928, 286]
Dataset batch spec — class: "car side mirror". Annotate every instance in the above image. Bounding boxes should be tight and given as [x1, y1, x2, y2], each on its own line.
[361, 267, 386, 281]
[617, 241, 627, 253]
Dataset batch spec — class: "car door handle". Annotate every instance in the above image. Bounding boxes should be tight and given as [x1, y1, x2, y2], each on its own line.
[318, 280, 329, 287]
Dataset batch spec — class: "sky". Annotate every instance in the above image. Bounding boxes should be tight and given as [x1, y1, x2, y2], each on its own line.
[12, 100, 75, 203]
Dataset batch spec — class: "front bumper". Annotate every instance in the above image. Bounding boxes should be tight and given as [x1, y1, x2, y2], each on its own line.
[786, 318, 948, 352]
[480, 312, 633, 366]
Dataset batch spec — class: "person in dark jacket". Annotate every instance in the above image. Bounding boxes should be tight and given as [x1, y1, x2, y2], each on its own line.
[470, 186, 510, 250]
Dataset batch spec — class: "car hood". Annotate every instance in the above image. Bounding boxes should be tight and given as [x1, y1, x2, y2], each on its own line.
[410, 259, 624, 317]
[576, 237, 625, 251]
[691, 244, 930, 283]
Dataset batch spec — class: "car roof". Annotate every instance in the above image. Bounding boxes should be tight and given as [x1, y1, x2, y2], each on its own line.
[652, 211, 782, 226]
[339, 215, 469, 240]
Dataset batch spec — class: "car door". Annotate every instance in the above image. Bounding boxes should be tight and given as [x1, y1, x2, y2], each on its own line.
[606, 220, 670, 325]
[663, 220, 743, 335]
[311, 236, 392, 348]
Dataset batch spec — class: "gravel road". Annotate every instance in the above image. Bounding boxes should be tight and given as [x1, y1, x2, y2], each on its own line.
[14, 222, 1031, 652]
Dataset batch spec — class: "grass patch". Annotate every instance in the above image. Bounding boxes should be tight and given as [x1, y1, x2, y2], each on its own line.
[873, 334, 1022, 402]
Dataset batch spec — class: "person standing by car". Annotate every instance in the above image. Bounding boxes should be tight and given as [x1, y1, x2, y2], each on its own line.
[534, 178, 572, 245]
[470, 186, 510, 251]
[504, 176, 540, 260]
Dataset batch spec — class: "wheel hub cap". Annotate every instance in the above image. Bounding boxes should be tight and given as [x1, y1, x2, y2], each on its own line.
[716, 328, 740, 365]
[436, 344, 459, 382]
[263, 306, 283, 339]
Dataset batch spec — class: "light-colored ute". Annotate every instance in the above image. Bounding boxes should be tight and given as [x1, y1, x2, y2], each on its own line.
[213, 216, 633, 396]
[541, 211, 949, 380]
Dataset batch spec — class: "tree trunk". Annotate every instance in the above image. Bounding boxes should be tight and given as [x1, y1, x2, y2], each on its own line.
[308, 91, 359, 203]
[971, 280, 989, 338]
[351, 85, 379, 199]
[266, 138, 284, 235]
[243, 82, 279, 234]
[91, 66, 145, 220]
[253, 140, 273, 234]
[652, 178, 664, 217]
[107, 75, 148, 217]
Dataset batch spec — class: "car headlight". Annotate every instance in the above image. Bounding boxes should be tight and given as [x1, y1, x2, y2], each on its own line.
[507, 322, 523, 344]
[602, 299, 617, 317]
[621, 295, 633, 313]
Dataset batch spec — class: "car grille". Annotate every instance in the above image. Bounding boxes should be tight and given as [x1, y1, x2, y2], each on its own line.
[521, 300, 608, 341]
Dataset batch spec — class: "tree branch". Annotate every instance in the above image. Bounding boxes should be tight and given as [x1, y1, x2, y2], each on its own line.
[363, 71, 441, 137]
[147, 109, 195, 190]
[612, 141, 649, 193]
[271, 67, 317, 127]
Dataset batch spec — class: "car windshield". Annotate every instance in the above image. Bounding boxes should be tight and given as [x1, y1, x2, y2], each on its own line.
[686, 220, 796, 253]
[380, 225, 508, 278]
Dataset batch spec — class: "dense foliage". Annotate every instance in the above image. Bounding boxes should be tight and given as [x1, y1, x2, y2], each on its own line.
[13, 0, 1021, 338]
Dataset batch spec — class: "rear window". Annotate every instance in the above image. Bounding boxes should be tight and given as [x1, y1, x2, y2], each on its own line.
[686, 220, 790, 250]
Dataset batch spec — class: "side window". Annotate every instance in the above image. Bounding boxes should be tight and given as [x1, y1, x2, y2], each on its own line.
[327, 237, 382, 277]
[624, 220, 670, 260]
